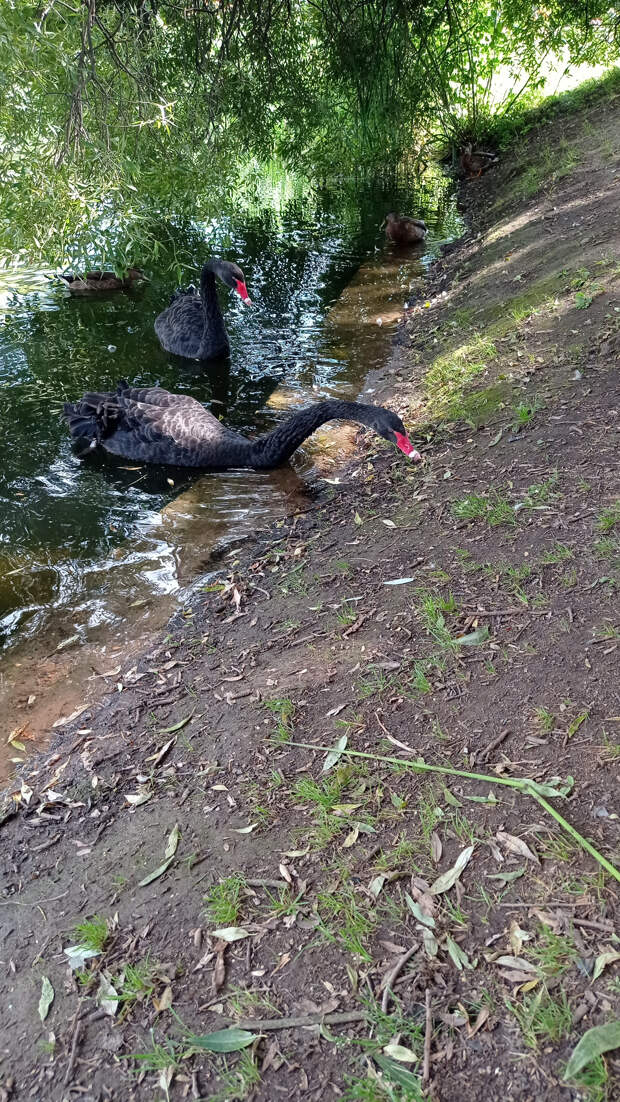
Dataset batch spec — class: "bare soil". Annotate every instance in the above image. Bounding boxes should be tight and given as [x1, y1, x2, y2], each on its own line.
[1, 87, 619, 1102]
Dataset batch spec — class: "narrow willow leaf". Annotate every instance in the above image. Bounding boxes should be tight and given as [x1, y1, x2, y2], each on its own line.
[138, 855, 175, 887]
[374, 1053, 423, 1089]
[38, 976, 54, 1021]
[186, 1028, 257, 1053]
[405, 893, 435, 928]
[211, 927, 250, 942]
[323, 734, 348, 773]
[430, 845, 474, 895]
[159, 714, 193, 734]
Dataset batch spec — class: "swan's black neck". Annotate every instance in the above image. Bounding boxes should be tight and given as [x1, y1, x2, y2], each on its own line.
[245, 400, 379, 470]
[198, 262, 228, 357]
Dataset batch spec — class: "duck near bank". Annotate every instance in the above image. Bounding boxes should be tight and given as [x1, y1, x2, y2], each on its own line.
[383, 212, 428, 245]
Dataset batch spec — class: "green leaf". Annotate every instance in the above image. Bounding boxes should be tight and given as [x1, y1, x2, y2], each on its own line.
[442, 786, 462, 807]
[445, 934, 472, 970]
[138, 856, 175, 887]
[159, 714, 194, 734]
[185, 1028, 257, 1053]
[455, 626, 490, 646]
[592, 950, 620, 982]
[383, 1042, 418, 1063]
[211, 927, 251, 942]
[322, 734, 348, 773]
[405, 893, 435, 928]
[38, 976, 54, 1021]
[165, 823, 181, 859]
[564, 1021, 620, 1080]
[374, 1054, 424, 1090]
[430, 845, 474, 895]
[487, 867, 526, 884]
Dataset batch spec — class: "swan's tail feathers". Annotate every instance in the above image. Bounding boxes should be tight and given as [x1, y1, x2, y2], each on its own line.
[63, 392, 120, 451]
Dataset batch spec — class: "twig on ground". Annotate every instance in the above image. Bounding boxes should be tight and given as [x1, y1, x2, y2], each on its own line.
[423, 988, 432, 1085]
[380, 945, 418, 1013]
[480, 729, 511, 761]
[230, 1010, 368, 1031]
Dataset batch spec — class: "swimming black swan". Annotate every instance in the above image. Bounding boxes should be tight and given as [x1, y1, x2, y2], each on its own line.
[154, 259, 250, 360]
[63, 382, 421, 470]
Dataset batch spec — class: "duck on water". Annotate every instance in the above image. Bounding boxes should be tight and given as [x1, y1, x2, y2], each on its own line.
[154, 259, 251, 361]
[64, 382, 421, 471]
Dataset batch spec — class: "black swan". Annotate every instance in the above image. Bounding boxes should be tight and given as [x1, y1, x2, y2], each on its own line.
[383, 213, 427, 244]
[154, 259, 250, 361]
[63, 382, 421, 470]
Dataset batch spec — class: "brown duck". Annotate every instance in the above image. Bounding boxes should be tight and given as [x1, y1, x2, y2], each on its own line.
[58, 268, 145, 295]
[459, 144, 498, 179]
[383, 212, 428, 245]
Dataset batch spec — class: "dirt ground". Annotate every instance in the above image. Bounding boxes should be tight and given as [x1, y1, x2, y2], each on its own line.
[1, 86, 619, 1102]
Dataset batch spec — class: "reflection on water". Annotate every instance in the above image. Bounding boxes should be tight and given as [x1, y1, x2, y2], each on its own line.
[0, 166, 461, 774]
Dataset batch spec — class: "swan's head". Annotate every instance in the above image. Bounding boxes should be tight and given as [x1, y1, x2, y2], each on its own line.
[219, 261, 251, 304]
[370, 407, 422, 461]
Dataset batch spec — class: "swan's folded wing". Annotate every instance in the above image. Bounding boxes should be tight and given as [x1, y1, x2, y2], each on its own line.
[154, 296, 205, 358]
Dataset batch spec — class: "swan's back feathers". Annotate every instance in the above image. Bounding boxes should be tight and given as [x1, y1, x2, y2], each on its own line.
[154, 295, 214, 359]
[64, 383, 244, 467]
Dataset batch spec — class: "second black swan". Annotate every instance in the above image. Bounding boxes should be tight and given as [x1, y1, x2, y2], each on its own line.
[154, 259, 250, 361]
[64, 382, 421, 470]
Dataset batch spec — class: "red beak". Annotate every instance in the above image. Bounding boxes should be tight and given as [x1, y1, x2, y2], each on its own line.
[394, 431, 422, 461]
[235, 279, 251, 304]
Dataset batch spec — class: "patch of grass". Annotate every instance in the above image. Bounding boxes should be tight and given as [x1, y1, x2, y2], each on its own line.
[317, 883, 375, 961]
[117, 956, 165, 1016]
[519, 472, 560, 510]
[530, 924, 577, 977]
[73, 915, 109, 954]
[512, 395, 544, 431]
[128, 1033, 181, 1073]
[294, 768, 372, 847]
[508, 987, 572, 1048]
[407, 661, 433, 695]
[209, 1051, 261, 1102]
[540, 542, 574, 564]
[601, 734, 620, 762]
[568, 1054, 609, 1102]
[264, 885, 306, 919]
[593, 535, 620, 566]
[416, 591, 458, 650]
[425, 335, 497, 418]
[442, 383, 509, 426]
[336, 601, 358, 627]
[204, 875, 246, 927]
[452, 490, 516, 527]
[597, 502, 620, 532]
[375, 837, 419, 872]
[226, 985, 279, 1021]
[593, 623, 620, 641]
[534, 706, 555, 733]
[264, 696, 295, 743]
[358, 665, 393, 699]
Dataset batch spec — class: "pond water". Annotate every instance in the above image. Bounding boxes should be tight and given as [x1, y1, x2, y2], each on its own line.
[0, 166, 461, 775]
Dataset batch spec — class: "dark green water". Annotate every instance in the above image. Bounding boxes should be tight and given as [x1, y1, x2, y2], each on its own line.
[0, 168, 461, 658]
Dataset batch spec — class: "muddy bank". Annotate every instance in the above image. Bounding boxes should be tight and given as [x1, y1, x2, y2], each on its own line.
[1, 86, 619, 1102]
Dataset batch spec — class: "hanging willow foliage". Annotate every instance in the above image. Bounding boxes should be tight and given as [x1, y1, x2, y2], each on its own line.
[0, 0, 617, 266]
